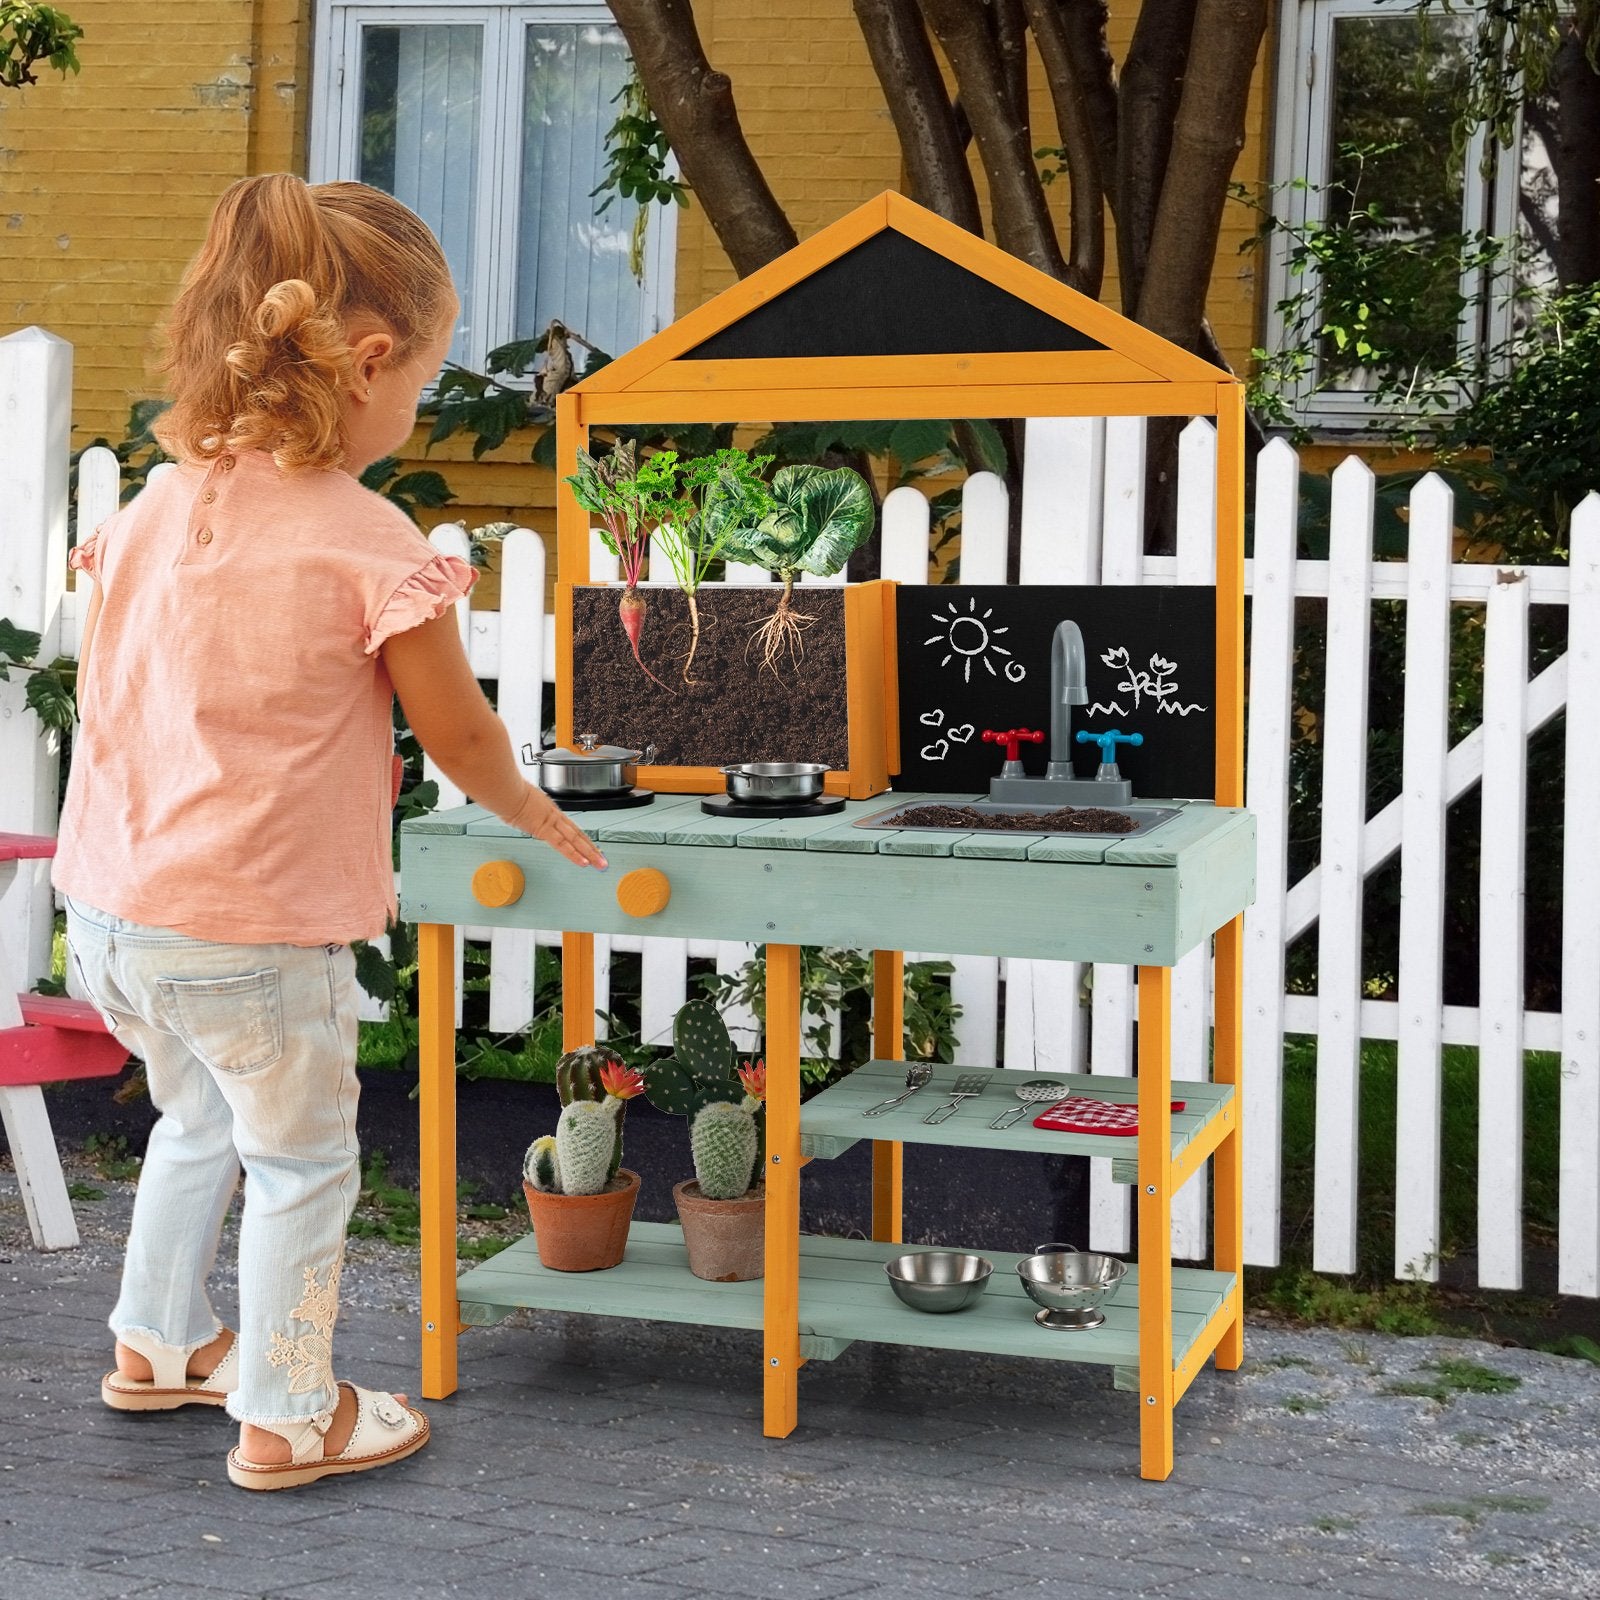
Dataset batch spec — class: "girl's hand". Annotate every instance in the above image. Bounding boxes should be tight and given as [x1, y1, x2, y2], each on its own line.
[509, 784, 608, 870]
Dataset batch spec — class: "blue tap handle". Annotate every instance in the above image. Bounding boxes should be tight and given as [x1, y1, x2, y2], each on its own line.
[1075, 729, 1143, 765]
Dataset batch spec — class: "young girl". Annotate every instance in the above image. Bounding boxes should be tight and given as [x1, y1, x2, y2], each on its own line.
[53, 174, 605, 1491]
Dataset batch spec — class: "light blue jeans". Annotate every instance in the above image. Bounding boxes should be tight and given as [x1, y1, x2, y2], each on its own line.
[65, 897, 361, 1428]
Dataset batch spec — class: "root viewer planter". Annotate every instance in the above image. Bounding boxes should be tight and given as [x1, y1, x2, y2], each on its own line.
[523, 1168, 640, 1272]
[557, 580, 896, 798]
[673, 1179, 766, 1282]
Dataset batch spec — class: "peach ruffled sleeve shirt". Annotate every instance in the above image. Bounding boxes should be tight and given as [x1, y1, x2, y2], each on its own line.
[52, 449, 475, 945]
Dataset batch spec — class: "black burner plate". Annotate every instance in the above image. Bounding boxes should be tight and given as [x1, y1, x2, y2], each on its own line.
[700, 794, 847, 820]
[550, 788, 656, 812]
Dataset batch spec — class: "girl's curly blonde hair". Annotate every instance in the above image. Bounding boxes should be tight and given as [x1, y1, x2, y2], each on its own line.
[157, 175, 456, 472]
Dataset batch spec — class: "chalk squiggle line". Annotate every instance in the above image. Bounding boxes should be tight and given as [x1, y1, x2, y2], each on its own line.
[1156, 702, 1208, 717]
[1085, 702, 1127, 717]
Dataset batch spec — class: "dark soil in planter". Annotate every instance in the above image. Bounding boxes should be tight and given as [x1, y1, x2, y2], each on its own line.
[42, 1070, 1089, 1253]
[570, 585, 849, 768]
[893, 804, 1139, 833]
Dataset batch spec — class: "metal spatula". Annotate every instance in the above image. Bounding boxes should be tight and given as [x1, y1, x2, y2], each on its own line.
[862, 1061, 933, 1117]
[923, 1072, 992, 1124]
[989, 1078, 1071, 1130]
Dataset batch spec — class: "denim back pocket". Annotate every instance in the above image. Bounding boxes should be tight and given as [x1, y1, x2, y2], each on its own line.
[157, 969, 284, 1075]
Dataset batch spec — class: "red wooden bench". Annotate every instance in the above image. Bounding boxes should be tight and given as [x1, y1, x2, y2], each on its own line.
[0, 832, 129, 1248]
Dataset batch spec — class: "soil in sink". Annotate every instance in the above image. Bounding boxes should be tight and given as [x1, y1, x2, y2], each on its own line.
[894, 803, 1140, 833]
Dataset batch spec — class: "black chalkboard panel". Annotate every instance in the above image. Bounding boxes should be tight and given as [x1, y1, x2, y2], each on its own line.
[894, 586, 1217, 799]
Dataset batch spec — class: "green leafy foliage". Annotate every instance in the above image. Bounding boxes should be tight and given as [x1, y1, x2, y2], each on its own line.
[0, 618, 76, 733]
[590, 65, 691, 281]
[726, 464, 874, 579]
[654, 447, 777, 597]
[699, 948, 960, 1088]
[1, 1, 82, 89]
[359, 457, 454, 524]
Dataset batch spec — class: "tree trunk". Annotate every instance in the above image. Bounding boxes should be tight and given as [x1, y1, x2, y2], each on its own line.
[608, 0, 797, 278]
[1548, 24, 1600, 288]
[1022, 0, 1109, 296]
[915, 0, 1073, 282]
[1136, 0, 1268, 351]
[1116, 0, 1197, 311]
[852, 0, 983, 233]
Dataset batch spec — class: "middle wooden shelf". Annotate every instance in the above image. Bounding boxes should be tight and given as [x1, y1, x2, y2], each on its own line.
[800, 1059, 1234, 1186]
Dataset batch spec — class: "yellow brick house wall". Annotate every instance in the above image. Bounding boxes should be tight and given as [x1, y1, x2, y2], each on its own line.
[2, 0, 1272, 557]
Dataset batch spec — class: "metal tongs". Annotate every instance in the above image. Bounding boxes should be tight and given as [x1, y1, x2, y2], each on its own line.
[862, 1062, 933, 1117]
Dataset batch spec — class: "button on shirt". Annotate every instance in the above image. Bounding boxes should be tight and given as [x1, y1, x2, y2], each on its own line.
[53, 450, 475, 945]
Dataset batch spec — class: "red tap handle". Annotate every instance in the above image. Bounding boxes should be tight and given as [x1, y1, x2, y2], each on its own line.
[981, 728, 1045, 762]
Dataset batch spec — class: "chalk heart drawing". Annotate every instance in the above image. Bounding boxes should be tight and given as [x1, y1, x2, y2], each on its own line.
[921, 739, 950, 762]
[919, 708, 945, 727]
[947, 724, 975, 744]
[924, 597, 1023, 683]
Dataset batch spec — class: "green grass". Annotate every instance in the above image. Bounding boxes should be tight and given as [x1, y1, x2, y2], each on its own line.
[1279, 1394, 1329, 1413]
[1382, 1358, 1522, 1404]
[1248, 1035, 1563, 1336]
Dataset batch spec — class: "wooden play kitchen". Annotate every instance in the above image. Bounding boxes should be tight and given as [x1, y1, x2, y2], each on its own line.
[405, 193, 1254, 1482]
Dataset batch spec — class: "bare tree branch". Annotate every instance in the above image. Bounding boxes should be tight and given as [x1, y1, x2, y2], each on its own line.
[1022, 0, 1107, 296]
[915, 0, 1072, 281]
[994, 0, 1031, 140]
[852, 0, 983, 233]
[1117, 0, 1196, 310]
[608, 0, 797, 277]
[1047, 0, 1119, 213]
[1136, 0, 1267, 350]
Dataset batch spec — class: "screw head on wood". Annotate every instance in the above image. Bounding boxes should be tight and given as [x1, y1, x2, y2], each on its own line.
[767, 922, 776, 930]
[1146, 1185, 1156, 1194]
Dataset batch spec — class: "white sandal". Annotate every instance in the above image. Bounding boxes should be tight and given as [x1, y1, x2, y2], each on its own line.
[102, 1329, 239, 1412]
[226, 1382, 428, 1491]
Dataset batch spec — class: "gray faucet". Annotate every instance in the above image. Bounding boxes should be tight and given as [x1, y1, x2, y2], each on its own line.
[1047, 620, 1089, 780]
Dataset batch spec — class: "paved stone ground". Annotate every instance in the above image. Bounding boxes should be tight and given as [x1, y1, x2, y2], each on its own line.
[3, 1164, 1598, 1600]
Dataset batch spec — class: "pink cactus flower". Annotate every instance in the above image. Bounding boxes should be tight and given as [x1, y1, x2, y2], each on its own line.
[599, 1061, 646, 1101]
[738, 1060, 767, 1102]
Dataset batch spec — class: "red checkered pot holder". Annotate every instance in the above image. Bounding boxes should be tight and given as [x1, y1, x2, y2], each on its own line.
[1032, 1095, 1186, 1135]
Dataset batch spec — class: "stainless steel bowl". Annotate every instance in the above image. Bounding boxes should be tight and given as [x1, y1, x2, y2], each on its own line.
[720, 762, 830, 803]
[884, 1250, 993, 1314]
[1016, 1247, 1128, 1330]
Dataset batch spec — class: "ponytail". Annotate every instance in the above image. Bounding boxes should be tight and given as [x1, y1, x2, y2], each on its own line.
[157, 175, 454, 471]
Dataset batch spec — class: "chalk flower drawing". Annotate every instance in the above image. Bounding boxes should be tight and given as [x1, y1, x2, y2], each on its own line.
[1086, 647, 1208, 718]
[925, 598, 1025, 683]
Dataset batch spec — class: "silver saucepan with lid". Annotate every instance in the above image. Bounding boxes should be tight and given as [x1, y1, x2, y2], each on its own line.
[523, 732, 656, 797]
[720, 762, 830, 804]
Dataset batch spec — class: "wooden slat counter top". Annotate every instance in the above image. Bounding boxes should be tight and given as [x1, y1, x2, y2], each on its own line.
[400, 794, 1255, 968]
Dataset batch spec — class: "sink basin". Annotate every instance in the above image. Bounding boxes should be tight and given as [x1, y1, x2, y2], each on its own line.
[854, 800, 1182, 840]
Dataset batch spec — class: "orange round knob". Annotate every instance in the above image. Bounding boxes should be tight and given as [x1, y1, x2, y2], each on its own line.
[472, 860, 525, 908]
[616, 866, 671, 918]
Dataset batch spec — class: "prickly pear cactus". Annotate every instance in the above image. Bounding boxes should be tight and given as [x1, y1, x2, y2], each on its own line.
[524, 1135, 562, 1194]
[557, 1045, 628, 1179]
[643, 1000, 741, 1122]
[691, 1101, 760, 1200]
[553, 1097, 622, 1196]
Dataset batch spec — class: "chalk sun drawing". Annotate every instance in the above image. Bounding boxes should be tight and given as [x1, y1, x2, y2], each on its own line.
[924, 597, 1024, 683]
[1087, 647, 1208, 718]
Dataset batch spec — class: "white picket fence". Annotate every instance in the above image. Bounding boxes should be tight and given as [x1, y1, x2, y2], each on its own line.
[4, 325, 1598, 1297]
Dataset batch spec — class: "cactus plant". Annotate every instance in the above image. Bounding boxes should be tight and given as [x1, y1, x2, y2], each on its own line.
[523, 1054, 644, 1195]
[691, 1099, 761, 1200]
[647, 998, 768, 1203]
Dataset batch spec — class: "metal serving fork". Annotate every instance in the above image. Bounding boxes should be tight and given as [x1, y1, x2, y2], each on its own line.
[862, 1061, 933, 1117]
[923, 1072, 992, 1124]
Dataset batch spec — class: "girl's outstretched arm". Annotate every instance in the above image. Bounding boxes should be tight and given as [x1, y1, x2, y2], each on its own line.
[383, 611, 607, 870]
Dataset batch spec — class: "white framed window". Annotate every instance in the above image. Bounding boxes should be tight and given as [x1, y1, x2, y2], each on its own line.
[310, 2, 677, 374]
[1264, 0, 1524, 429]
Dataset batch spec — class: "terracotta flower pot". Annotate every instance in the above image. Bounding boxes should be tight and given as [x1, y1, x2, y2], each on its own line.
[523, 1169, 640, 1272]
[673, 1179, 765, 1282]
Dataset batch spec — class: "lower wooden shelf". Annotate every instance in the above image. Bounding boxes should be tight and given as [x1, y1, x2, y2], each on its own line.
[455, 1223, 1235, 1376]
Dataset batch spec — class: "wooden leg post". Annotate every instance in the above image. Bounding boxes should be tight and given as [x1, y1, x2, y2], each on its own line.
[1137, 964, 1175, 1481]
[562, 931, 596, 1050]
[871, 949, 904, 1243]
[1213, 915, 1245, 1369]
[764, 943, 802, 1438]
[418, 922, 459, 1400]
